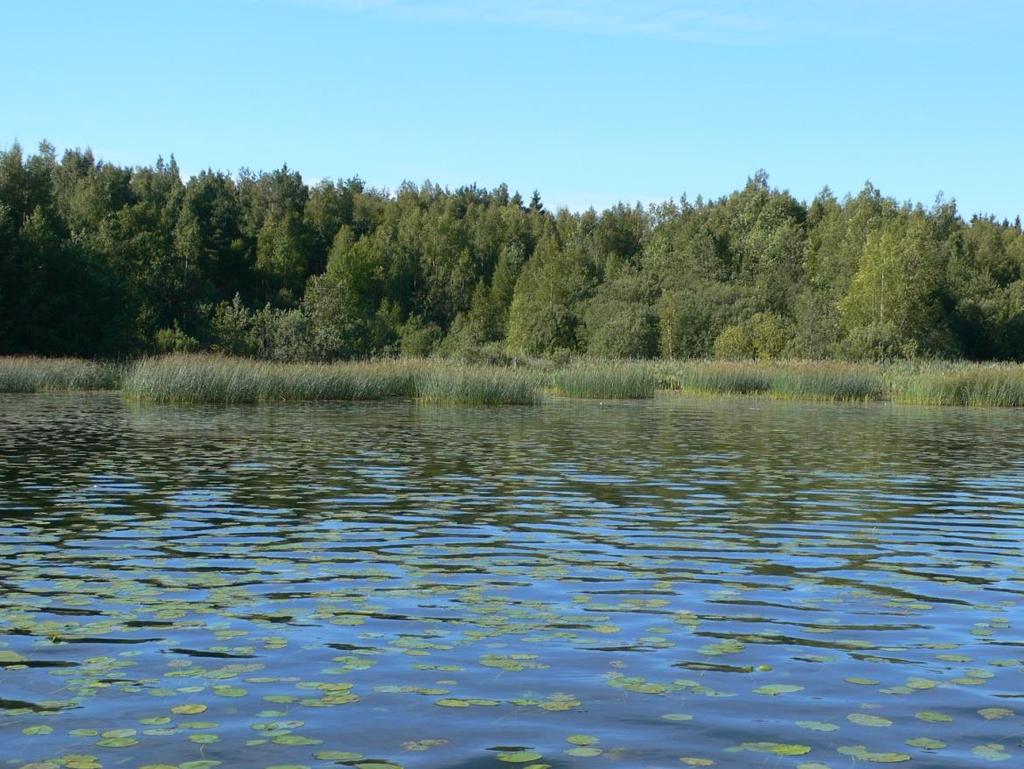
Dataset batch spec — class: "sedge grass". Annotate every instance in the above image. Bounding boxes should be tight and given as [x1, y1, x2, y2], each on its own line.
[10, 353, 1024, 409]
[122, 355, 422, 404]
[549, 362, 656, 399]
[0, 356, 123, 392]
[416, 365, 540, 405]
[890, 363, 1024, 407]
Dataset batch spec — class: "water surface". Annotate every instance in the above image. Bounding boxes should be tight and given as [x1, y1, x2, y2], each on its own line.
[1, 394, 1022, 768]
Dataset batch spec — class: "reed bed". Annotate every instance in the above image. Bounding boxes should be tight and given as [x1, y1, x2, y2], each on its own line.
[122, 355, 421, 404]
[0, 356, 123, 392]
[890, 363, 1024, 407]
[664, 361, 772, 396]
[9, 354, 1024, 408]
[549, 362, 656, 399]
[762, 362, 886, 402]
[122, 354, 536, 405]
[416, 365, 540, 405]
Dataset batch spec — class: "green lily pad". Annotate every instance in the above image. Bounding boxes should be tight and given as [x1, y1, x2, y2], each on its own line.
[172, 704, 207, 715]
[972, 744, 1011, 762]
[741, 742, 811, 756]
[796, 721, 839, 732]
[753, 684, 803, 696]
[497, 752, 543, 763]
[915, 710, 953, 723]
[837, 746, 910, 763]
[847, 713, 892, 727]
[978, 707, 1013, 720]
[907, 738, 945, 750]
[273, 734, 322, 746]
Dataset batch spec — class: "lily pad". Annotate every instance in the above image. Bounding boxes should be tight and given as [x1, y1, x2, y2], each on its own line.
[497, 752, 543, 763]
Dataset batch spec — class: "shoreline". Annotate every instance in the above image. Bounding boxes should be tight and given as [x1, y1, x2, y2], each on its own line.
[4, 354, 1024, 408]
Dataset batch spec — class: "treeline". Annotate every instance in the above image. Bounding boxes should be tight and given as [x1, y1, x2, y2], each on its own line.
[2, 141, 1023, 362]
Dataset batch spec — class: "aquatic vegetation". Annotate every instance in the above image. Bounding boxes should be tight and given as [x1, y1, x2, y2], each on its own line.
[662, 361, 771, 396]
[10, 353, 1024, 409]
[837, 745, 911, 763]
[549, 361, 656, 399]
[415, 365, 540, 405]
[122, 354, 418, 404]
[740, 742, 812, 756]
[891, 362, 1024, 407]
[0, 356, 122, 392]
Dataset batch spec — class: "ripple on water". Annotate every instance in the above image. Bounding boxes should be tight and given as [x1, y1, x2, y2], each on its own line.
[0, 394, 1022, 768]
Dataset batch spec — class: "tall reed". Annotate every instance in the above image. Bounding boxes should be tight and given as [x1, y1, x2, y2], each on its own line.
[549, 362, 656, 399]
[10, 353, 1024, 409]
[416, 365, 539, 405]
[891, 363, 1024, 407]
[0, 356, 123, 392]
[122, 355, 422, 404]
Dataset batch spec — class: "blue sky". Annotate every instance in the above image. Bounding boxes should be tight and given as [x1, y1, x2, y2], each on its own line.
[3, 0, 1021, 218]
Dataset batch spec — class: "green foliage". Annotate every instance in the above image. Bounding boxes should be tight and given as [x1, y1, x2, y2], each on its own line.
[3, 141, 1024, 364]
[713, 312, 792, 360]
[154, 322, 199, 353]
[840, 213, 952, 358]
[506, 233, 596, 355]
[713, 323, 757, 360]
[399, 315, 442, 357]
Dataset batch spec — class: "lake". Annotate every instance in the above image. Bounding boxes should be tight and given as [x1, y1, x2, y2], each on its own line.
[1, 394, 1022, 769]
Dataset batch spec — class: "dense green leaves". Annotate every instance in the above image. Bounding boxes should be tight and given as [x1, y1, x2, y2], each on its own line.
[2, 142, 1023, 361]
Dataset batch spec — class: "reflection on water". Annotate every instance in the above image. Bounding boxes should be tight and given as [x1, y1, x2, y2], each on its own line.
[1, 394, 1022, 768]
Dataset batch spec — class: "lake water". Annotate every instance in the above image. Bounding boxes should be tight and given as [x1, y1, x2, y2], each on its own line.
[1, 394, 1022, 769]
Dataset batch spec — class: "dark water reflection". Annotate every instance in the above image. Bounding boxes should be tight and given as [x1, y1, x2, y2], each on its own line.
[1, 394, 1022, 768]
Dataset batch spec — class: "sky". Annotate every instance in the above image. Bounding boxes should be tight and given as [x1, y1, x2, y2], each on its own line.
[2, 0, 1022, 219]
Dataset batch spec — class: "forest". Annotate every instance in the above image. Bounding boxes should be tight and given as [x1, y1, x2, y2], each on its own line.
[2, 141, 1023, 363]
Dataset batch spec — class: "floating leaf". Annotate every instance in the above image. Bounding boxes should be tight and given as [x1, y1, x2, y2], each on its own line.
[906, 738, 945, 750]
[741, 742, 811, 756]
[754, 684, 803, 696]
[915, 710, 953, 723]
[978, 707, 1013, 720]
[837, 746, 910, 763]
[972, 744, 1010, 762]
[847, 713, 892, 727]
[497, 752, 543, 763]
[797, 721, 839, 732]
[172, 704, 207, 715]
[212, 685, 247, 697]
[273, 734, 322, 746]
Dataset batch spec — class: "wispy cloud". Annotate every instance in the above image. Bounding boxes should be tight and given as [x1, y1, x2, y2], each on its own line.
[291, 0, 783, 44]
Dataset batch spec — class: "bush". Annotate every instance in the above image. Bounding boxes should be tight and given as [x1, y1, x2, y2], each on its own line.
[154, 323, 199, 353]
[584, 301, 659, 359]
[713, 324, 757, 360]
[399, 315, 443, 357]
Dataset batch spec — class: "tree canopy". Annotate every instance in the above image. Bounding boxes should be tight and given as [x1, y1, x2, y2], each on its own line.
[2, 141, 1023, 362]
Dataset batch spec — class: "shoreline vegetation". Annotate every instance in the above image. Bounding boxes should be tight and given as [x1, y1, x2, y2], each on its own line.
[5, 143, 1024, 373]
[5, 354, 1024, 407]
